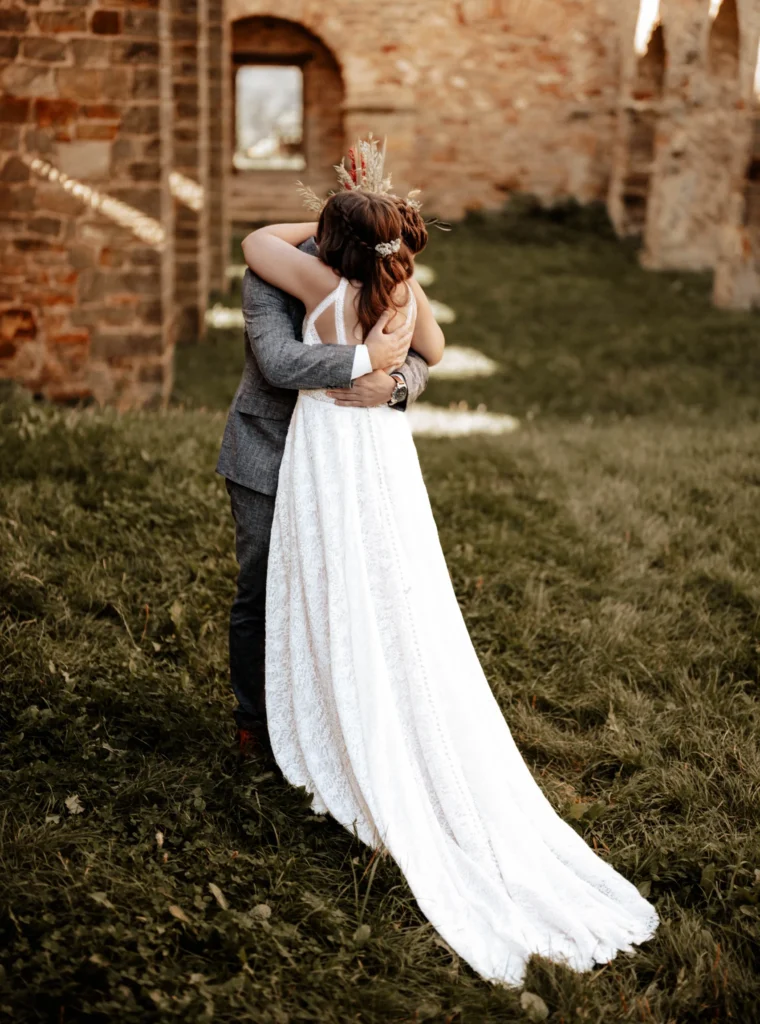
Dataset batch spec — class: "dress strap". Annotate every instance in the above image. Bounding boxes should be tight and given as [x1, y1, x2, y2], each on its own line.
[335, 277, 349, 346]
[304, 281, 342, 336]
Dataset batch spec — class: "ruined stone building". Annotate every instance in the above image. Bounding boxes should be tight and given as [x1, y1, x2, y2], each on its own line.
[1, 0, 759, 408]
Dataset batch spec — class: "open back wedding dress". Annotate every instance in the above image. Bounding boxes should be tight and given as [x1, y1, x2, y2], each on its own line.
[265, 276, 658, 985]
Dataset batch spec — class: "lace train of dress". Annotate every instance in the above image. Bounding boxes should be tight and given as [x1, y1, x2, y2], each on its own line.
[265, 278, 659, 985]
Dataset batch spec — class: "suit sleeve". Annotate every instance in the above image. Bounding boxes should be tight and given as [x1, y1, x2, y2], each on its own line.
[242, 269, 356, 391]
[394, 349, 430, 410]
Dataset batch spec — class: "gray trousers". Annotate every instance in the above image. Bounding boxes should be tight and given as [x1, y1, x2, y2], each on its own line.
[225, 478, 276, 730]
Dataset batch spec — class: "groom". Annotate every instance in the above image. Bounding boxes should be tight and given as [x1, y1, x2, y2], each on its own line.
[216, 236, 430, 758]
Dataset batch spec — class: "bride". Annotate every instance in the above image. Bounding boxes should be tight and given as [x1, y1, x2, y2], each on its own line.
[240, 142, 659, 987]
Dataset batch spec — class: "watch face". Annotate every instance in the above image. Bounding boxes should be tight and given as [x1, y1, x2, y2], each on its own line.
[392, 380, 408, 404]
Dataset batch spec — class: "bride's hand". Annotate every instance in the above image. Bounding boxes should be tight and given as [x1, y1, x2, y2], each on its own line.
[365, 311, 412, 372]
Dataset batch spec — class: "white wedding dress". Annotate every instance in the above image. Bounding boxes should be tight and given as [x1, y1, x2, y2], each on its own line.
[265, 276, 658, 986]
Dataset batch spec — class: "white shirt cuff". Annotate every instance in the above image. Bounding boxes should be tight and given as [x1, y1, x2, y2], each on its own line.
[350, 345, 373, 380]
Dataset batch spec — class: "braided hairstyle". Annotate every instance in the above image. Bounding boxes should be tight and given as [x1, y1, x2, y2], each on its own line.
[316, 190, 425, 342]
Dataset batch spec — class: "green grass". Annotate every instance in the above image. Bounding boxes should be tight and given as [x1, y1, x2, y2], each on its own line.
[2, 202, 760, 1022]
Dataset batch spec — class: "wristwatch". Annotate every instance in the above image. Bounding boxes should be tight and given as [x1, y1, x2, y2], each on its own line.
[388, 373, 408, 407]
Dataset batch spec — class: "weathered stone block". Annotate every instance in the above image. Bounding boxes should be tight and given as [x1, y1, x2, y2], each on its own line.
[132, 69, 160, 98]
[99, 69, 132, 99]
[34, 184, 83, 216]
[1, 65, 58, 99]
[57, 69, 103, 102]
[0, 157, 30, 183]
[36, 10, 88, 33]
[128, 160, 161, 181]
[0, 187, 34, 213]
[0, 128, 21, 151]
[0, 37, 20, 61]
[21, 38, 69, 62]
[111, 41, 160, 65]
[0, 7, 29, 33]
[123, 9, 159, 36]
[28, 217, 63, 237]
[56, 140, 111, 179]
[71, 39, 112, 68]
[121, 105, 160, 134]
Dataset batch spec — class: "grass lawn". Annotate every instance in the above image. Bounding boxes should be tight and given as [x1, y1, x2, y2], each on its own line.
[2, 204, 760, 1022]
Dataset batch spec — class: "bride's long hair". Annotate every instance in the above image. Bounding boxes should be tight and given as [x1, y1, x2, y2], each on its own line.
[316, 190, 428, 341]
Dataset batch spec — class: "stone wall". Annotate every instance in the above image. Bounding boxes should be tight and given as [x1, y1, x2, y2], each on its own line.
[0, 0, 176, 408]
[206, 0, 229, 292]
[171, 0, 209, 345]
[2, 0, 760, 409]
[226, 0, 622, 224]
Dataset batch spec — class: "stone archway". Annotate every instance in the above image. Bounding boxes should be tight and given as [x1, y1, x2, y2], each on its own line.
[229, 16, 345, 224]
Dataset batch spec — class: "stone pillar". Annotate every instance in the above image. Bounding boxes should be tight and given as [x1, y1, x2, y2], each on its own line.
[642, 0, 751, 271]
[713, 111, 760, 309]
[171, 0, 210, 343]
[609, 22, 666, 239]
[0, 0, 175, 409]
[206, 0, 229, 291]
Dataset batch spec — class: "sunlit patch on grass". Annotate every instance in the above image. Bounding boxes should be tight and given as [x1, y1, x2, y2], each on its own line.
[428, 299, 457, 324]
[431, 346, 498, 379]
[413, 263, 436, 287]
[205, 303, 244, 330]
[408, 402, 519, 437]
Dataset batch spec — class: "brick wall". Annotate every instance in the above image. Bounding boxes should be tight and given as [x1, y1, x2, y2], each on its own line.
[171, 0, 209, 344]
[0, 0, 176, 408]
[206, 0, 229, 291]
[2, 0, 760, 409]
[226, 0, 621, 223]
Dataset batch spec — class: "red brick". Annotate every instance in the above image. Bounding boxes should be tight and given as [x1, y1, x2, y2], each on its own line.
[0, 97, 31, 125]
[50, 331, 89, 346]
[21, 290, 76, 307]
[82, 104, 120, 120]
[34, 99, 79, 128]
[91, 9, 122, 34]
[1, 308, 37, 342]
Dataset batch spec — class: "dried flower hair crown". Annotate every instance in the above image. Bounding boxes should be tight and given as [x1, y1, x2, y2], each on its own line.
[296, 133, 423, 216]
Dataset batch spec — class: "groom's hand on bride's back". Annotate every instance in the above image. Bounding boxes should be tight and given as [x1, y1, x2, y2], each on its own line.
[365, 310, 412, 373]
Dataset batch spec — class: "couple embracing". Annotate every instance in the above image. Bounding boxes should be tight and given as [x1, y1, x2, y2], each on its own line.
[215, 139, 658, 986]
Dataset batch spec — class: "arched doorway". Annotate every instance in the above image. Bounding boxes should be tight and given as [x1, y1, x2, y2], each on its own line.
[229, 16, 345, 224]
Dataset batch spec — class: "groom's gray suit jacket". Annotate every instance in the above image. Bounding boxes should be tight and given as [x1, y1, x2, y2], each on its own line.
[216, 239, 430, 496]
